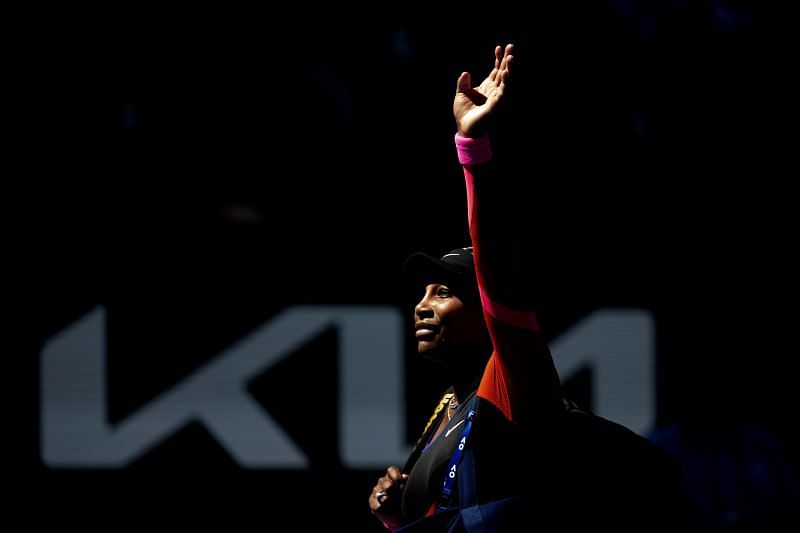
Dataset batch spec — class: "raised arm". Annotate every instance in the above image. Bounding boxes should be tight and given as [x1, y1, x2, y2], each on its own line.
[454, 44, 563, 424]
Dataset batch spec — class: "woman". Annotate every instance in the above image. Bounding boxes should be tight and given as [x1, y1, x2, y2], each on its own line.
[369, 43, 687, 531]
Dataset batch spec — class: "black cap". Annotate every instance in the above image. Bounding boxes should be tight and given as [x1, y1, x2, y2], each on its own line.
[404, 247, 478, 299]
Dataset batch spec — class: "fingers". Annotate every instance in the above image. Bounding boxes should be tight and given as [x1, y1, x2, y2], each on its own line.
[499, 44, 513, 77]
[495, 46, 513, 92]
[370, 484, 399, 511]
[387, 466, 408, 482]
[369, 467, 409, 511]
[491, 45, 502, 80]
[374, 490, 388, 507]
[490, 44, 514, 85]
[500, 55, 512, 85]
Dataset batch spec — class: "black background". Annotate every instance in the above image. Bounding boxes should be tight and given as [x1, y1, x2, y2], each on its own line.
[17, 2, 796, 530]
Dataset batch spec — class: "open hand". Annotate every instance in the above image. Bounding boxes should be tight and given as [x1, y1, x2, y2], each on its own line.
[453, 43, 514, 138]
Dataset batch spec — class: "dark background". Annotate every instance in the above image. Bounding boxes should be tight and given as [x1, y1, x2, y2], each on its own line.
[17, 1, 797, 530]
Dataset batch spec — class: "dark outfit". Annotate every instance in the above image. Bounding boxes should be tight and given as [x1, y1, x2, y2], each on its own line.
[400, 391, 688, 529]
[394, 137, 689, 530]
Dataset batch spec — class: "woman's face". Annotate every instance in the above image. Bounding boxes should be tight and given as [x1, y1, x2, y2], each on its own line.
[413, 282, 486, 355]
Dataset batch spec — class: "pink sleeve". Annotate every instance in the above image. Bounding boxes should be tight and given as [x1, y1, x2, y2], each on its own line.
[458, 138, 562, 423]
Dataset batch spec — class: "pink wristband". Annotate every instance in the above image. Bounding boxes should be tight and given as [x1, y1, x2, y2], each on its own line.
[455, 132, 492, 166]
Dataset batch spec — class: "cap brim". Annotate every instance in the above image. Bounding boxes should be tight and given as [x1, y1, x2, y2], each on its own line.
[403, 252, 477, 294]
[405, 252, 463, 282]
